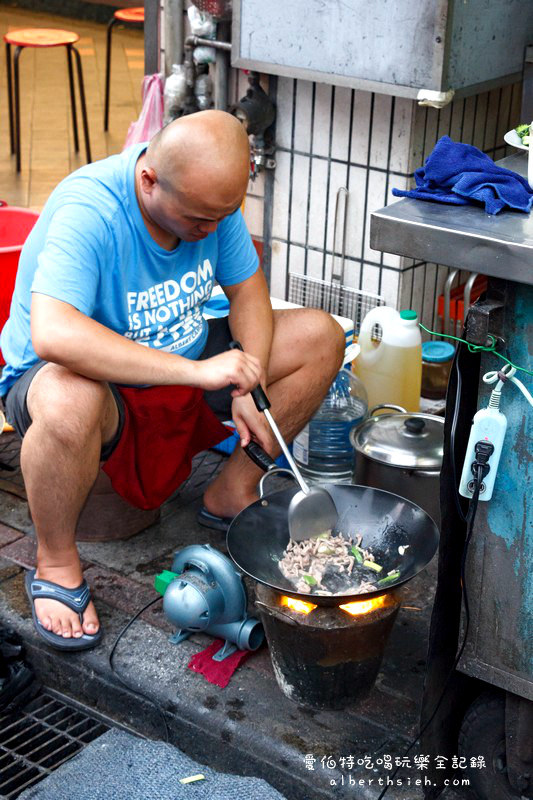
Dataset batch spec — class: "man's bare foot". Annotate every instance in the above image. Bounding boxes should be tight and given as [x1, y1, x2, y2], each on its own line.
[33, 564, 99, 639]
[202, 484, 258, 520]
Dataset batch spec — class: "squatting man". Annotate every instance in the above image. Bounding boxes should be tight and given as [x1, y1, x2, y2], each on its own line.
[0, 110, 345, 650]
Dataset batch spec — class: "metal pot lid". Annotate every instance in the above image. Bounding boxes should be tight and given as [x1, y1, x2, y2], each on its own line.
[350, 412, 444, 470]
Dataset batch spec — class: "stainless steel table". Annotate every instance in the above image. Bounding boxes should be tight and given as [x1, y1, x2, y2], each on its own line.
[370, 152, 533, 285]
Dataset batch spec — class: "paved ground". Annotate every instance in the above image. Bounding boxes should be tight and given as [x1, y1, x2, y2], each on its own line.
[0, 5, 144, 210]
[0, 431, 471, 800]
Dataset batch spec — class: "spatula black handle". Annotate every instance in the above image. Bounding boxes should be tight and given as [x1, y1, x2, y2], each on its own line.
[229, 341, 271, 412]
[243, 441, 277, 472]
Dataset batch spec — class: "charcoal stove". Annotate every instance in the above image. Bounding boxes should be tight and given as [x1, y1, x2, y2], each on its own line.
[226, 476, 439, 710]
[255, 584, 401, 709]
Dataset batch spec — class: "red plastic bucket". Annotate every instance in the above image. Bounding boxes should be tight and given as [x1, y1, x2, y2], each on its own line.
[0, 205, 39, 365]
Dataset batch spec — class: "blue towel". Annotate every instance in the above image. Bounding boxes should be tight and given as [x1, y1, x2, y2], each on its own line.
[392, 136, 533, 215]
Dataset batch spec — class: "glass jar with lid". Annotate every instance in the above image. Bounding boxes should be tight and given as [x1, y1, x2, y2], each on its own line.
[421, 341, 455, 399]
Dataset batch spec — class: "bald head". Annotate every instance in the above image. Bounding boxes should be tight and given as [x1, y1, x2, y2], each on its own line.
[145, 111, 250, 208]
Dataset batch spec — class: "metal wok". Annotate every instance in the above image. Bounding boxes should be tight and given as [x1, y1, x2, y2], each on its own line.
[226, 465, 439, 607]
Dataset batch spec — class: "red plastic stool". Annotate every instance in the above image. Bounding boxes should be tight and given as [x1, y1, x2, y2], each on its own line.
[4, 28, 91, 173]
[104, 7, 144, 131]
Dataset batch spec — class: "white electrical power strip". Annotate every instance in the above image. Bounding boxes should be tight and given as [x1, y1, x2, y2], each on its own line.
[458, 407, 508, 500]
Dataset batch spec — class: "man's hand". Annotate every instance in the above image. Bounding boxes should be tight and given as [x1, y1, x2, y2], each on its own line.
[231, 394, 272, 450]
[193, 350, 262, 395]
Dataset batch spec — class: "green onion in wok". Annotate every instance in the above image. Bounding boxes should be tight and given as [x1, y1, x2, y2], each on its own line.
[363, 560, 383, 573]
[377, 570, 401, 586]
[351, 545, 363, 563]
[302, 575, 317, 586]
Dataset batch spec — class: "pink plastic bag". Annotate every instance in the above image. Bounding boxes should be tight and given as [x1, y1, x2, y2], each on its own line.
[123, 73, 164, 150]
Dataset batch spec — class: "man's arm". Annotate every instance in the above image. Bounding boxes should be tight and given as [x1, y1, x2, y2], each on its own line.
[223, 268, 273, 380]
[31, 293, 261, 394]
[222, 269, 275, 449]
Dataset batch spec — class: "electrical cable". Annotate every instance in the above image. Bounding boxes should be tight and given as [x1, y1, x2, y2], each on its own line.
[376, 464, 484, 800]
[483, 364, 533, 409]
[418, 323, 533, 376]
[108, 595, 170, 744]
[449, 355, 468, 524]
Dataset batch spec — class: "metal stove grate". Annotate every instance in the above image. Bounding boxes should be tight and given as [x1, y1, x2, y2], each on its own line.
[0, 690, 110, 799]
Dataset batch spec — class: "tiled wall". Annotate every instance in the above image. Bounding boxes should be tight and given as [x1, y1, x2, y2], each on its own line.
[267, 77, 521, 332]
[269, 82, 412, 311]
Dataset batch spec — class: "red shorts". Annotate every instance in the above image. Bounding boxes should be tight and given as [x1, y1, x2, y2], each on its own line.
[103, 384, 228, 510]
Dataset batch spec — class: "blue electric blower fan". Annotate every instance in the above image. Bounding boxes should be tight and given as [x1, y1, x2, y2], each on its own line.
[154, 544, 264, 661]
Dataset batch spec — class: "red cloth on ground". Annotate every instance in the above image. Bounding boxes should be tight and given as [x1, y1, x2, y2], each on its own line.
[188, 639, 255, 688]
[102, 385, 228, 509]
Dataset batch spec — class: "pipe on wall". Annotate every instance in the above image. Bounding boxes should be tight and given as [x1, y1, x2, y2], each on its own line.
[214, 21, 231, 111]
[184, 33, 232, 112]
[144, 0, 161, 75]
[164, 0, 185, 78]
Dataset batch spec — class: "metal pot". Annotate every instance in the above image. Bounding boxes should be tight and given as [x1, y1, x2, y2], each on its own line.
[350, 405, 444, 525]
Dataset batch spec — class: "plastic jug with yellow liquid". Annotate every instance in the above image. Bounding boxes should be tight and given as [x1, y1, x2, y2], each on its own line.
[353, 307, 422, 411]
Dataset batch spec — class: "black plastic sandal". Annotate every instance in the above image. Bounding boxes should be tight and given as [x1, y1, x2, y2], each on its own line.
[25, 569, 102, 651]
[196, 506, 234, 533]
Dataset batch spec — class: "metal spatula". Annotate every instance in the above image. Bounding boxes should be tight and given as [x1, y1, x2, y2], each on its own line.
[230, 342, 338, 541]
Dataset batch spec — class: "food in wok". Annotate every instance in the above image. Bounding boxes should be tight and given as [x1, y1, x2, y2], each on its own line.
[278, 531, 405, 596]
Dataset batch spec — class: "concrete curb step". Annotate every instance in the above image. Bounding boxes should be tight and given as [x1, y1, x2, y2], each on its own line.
[0, 563, 429, 800]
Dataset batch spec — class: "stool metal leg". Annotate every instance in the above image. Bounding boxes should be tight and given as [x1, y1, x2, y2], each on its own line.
[5, 43, 14, 155]
[13, 45, 23, 173]
[66, 44, 80, 152]
[104, 18, 118, 131]
[72, 46, 91, 164]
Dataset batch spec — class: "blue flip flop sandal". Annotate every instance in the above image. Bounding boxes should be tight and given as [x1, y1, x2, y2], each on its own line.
[25, 569, 102, 651]
[196, 506, 234, 533]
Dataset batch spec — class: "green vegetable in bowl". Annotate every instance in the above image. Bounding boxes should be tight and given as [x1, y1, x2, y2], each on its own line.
[516, 123, 532, 145]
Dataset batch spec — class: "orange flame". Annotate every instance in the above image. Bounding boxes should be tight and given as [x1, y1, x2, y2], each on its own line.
[280, 594, 388, 616]
[339, 595, 387, 616]
[280, 596, 317, 614]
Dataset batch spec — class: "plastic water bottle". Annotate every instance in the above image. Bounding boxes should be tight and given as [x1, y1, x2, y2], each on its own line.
[293, 369, 368, 484]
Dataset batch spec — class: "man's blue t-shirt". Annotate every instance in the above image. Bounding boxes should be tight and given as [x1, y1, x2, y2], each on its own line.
[0, 143, 259, 396]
